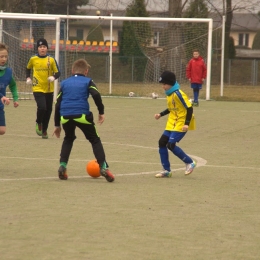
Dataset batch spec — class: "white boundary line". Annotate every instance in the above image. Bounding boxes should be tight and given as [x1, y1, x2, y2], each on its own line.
[1, 153, 259, 182]
[0, 154, 207, 182]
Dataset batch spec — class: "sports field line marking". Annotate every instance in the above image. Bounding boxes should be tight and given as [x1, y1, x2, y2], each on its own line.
[241, 110, 260, 113]
[0, 168, 191, 182]
[0, 154, 207, 182]
[203, 165, 260, 170]
[0, 154, 206, 165]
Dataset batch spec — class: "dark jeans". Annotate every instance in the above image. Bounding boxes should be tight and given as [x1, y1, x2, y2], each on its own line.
[193, 89, 199, 103]
[33, 92, 53, 133]
[60, 114, 107, 168]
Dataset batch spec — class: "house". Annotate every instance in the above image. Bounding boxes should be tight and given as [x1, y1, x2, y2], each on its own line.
[17, 10, 260, 57]
[68, 9, 125, 43]
[211, 13, 260, 48]
[231, 13, 260, 48]
[210, 12, 260, 58]
[69, 9, 260, 48]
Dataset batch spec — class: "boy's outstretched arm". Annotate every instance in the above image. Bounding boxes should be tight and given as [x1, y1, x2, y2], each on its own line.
[0, 96, 10, 105]
[155, 108, 169, 120]
[182, 106, 193, 132]
[9, 77, 19, 108]
[89, 81, 105, 124]
[98, 114, 105, 124]
[53, 90, 62, 138]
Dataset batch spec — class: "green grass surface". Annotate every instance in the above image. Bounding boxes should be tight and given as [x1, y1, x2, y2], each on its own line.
[0, 98, 260, 260]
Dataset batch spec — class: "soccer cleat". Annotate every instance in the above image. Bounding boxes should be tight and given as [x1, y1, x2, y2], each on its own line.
[42, 131, 48, 139]
[100, 168, 115, 182]
[58, 165, 68, 180]
[185, 161, 196, 175]
[155, 170, 172, 178]
[193, 102, 199, 107]
[36, 123, 42, 136]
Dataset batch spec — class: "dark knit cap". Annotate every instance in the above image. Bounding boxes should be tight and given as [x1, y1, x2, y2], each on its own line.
[159, 71, 176, 86]
[37, 38, 48, 49]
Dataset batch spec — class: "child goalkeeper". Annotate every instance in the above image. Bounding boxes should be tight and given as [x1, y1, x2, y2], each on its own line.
[26, 38, 60, 139]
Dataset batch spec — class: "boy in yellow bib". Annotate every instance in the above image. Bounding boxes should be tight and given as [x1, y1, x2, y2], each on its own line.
[154, 71, 196, 178]
[26, 38, 60, 139]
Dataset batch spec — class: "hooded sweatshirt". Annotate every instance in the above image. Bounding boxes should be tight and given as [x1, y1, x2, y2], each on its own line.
[186, 56, 207, 84]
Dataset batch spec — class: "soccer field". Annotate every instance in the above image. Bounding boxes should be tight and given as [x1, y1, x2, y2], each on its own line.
[0, 98, 260, 260]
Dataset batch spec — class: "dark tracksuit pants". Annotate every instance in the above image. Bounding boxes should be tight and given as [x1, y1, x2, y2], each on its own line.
[60, 113, 107, 168]
[33, 92, 53, 133]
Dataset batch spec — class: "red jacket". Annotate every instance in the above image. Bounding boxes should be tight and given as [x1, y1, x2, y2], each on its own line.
[186, 56, 207, 84]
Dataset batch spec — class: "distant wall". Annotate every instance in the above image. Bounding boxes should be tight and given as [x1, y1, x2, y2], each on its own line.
[236, 49, 260, 59]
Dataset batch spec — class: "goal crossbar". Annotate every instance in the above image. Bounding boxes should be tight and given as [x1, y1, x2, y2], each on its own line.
[0, 12, 213, 100]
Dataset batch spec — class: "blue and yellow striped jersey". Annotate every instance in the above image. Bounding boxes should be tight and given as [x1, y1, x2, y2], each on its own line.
[165, 89, 196, 132]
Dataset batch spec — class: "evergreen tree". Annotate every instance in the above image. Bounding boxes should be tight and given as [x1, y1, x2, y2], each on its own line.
[229, 36, 236, 58]
[252, 31, 260, 49]
[86, 25, 104, 43]
[119, 0, 152, 81]
[184, 0, 208, 18]
[183, 0, 209, 58]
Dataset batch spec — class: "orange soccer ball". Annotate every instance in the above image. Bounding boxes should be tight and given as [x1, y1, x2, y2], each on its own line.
[86, 160, 101, 178]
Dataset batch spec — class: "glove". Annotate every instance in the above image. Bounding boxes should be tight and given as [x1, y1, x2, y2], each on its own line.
[48, 76, 55, 82]
[26, 78, 32, 85]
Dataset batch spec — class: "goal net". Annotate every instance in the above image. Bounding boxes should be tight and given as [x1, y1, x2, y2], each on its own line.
[0, 13, 213, 100]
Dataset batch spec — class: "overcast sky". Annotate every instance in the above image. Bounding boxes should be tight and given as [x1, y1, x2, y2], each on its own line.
[83, 0, 260, 13]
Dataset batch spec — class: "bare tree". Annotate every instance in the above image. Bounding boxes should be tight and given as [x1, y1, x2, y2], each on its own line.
[29, 0, 38, 13]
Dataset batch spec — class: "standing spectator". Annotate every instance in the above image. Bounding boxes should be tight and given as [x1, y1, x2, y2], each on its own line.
[26, 38, 60, 139]
[186, 49, 207, 106]
[0, 43, 19, 135]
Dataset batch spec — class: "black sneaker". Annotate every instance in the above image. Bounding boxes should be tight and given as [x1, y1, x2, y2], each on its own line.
[100, 168, 115, 182]
[58, 165, 68, 180]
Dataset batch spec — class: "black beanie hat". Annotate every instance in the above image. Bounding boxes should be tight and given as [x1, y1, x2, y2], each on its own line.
[37, 38, 48, 49]
[159, 71, 176, 86]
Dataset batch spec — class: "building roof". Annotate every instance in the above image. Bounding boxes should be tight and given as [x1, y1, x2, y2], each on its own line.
[231, 13, 260, 31]
[207, 13, 260, 31]
[73, 8, 260, 33]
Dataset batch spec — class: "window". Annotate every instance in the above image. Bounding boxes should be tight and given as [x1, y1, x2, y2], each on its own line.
[238, 33, 249, 47]
[76, 29, 83, 40]
[153, 32, 159, 46]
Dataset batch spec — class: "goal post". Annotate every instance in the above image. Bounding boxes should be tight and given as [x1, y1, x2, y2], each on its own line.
[0, 12, 213, 100]
[0, 12, 60, 100]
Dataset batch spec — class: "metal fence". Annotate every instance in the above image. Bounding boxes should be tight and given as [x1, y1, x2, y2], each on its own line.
[83, 55, 260, 86]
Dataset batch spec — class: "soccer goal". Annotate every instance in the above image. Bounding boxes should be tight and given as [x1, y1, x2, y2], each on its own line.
[0, 12, 213, 100]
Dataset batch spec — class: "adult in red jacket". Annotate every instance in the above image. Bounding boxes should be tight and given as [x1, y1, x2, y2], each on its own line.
[186, 49, 207, 106]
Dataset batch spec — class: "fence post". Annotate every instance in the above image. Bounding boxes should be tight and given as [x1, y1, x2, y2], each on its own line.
[256, 60, 259, 86]
[251, 60, 255, 86]
[228, 59, 231, 85]
[132, 56, 134, 82]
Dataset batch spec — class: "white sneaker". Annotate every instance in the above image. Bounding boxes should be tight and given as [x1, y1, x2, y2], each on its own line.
[155, 170, 172, 178]
[185, 161, 196, 175]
